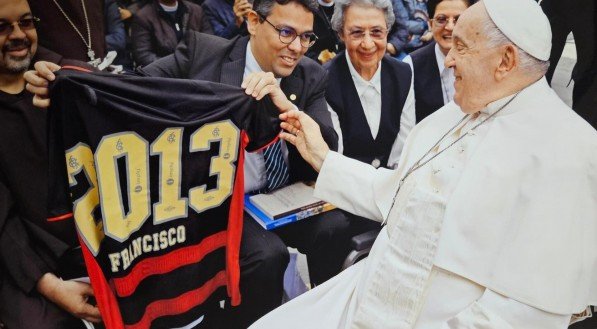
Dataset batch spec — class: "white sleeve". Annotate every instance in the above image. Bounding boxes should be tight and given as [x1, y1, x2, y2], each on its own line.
[326, 101, 343, 154]
[387, 75, 416, 169]
[442, 289, 572, 329]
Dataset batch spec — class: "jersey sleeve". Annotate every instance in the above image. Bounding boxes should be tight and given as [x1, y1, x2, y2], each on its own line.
[47, 75, 76, 220]
[243, 95, 281, 152]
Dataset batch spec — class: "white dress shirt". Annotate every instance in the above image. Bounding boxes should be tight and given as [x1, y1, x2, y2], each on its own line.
[434, 43, 455, 104]
[328, 51, 416, 168]
[243, 42, 287, 193]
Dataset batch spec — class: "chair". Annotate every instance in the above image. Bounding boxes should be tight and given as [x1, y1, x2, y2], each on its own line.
[341, 229, 380, 270]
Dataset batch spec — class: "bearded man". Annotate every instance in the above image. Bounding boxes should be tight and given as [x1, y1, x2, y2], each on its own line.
[0, 0, 101, 328]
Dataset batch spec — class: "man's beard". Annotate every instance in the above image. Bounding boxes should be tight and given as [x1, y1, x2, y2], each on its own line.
[0, 38, 33, 74]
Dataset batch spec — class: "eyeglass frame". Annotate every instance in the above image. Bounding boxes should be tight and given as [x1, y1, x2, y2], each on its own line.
[257, 13, 318, 48]
[343, 27, 389, 41]
[0, 16, 40, 36]
[432, 15, 460, 27]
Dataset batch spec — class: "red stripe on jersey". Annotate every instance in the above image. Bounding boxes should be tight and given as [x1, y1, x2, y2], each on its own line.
[80, 236, 126, 329]
[125, 270, 228, 329]
[250, 131, 281, 153]
[61, 65, 93, 73]
[226, 131, 248, 306]
[112, 231, 227, 297]
[47, 212, 73, 222]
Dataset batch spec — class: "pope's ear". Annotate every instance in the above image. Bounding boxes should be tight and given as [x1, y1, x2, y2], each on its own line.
[495, 44, 517, 81]
[246, 10, 260, 36]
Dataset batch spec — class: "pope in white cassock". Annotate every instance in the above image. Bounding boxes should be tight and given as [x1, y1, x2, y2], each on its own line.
[249, 0, 597, 328]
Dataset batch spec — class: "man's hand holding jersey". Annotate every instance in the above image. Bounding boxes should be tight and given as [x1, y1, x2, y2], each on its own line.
[24, 61, 60, 108]
[25, 62, 297, 114]
[242, 71, 297, 113]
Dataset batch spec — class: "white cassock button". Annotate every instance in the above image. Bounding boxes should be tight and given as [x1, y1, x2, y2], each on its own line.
[289, 94, 297, 101]
[371, 158, 381, 168]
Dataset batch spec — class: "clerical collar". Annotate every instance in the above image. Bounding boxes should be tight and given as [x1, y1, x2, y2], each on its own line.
[479, 77, 547, 117]
[159, 1, 178, 12]
[244, 41, 282, 83]
[317, 0, 334, 7]
[345, 50, 382, 95]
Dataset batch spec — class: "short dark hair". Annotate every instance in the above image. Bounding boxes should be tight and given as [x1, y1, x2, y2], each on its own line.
[252, 0, 319, 18]
[427, 0, 474, 18]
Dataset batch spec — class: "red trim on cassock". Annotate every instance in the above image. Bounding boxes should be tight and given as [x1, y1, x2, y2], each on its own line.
[47, 212, 73, 222]
[225, 131, 248, 306]
[250, 131, 281, 153]
[61, 65, 93, 73]
[112, 232, 227, 297]
[79, 237, 125, 329]
[125, 271, 228, 329]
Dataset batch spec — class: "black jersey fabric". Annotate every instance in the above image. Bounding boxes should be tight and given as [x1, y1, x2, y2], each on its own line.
[47, 67, 280, 329]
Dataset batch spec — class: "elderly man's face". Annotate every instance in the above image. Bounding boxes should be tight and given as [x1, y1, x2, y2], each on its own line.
[445, 3, 501, 113]
[247, 2, 314, 78]
[0, 0, 37, 75]
[430, 0, 469, 56]
[340, 5, 387, 80]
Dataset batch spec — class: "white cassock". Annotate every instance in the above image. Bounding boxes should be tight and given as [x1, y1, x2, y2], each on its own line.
[249, 77, 597, 329]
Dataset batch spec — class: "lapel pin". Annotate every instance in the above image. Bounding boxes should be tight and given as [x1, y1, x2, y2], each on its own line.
[289, 94, 297, 101]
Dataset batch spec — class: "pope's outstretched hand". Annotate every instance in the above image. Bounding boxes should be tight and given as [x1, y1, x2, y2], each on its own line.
[279, 110, 330, 172]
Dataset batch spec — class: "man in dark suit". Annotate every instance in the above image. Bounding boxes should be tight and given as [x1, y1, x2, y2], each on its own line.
[408, 0, 471, 123]
[131, 0, 350, 327]
[541, 0, 596, 129]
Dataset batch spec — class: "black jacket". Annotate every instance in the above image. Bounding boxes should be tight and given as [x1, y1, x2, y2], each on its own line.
[131, 0, 213, 66]
[410, 41, 444, 123]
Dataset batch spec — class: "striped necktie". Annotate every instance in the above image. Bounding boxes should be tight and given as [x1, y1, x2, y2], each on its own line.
[263, 140, 289, 192]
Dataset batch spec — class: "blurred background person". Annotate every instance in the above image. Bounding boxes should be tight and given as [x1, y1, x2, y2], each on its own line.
[202, 0, 250, 39]
[131, 0, 213, 67]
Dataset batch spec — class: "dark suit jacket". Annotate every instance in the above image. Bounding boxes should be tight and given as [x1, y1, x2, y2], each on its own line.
[305, 5, 343, 63]
[325, 53, 411, 168]
[131, 0, 213, 66]
[140, 32, 338, 182]
[410, 41, 444, 123]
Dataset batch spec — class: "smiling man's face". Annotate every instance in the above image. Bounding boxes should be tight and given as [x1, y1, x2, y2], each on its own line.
[0, 0, 38, 75]
[247, 2, 314, 78]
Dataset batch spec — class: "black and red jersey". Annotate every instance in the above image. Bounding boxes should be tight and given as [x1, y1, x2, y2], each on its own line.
[47, 68, 280, 329]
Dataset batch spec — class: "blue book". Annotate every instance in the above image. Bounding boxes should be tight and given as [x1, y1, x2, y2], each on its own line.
[244, 194, 335, 230]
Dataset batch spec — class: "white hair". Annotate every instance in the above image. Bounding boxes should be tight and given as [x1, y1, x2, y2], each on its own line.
[330, 0, 396, 33]
[481, 13, 550, 76]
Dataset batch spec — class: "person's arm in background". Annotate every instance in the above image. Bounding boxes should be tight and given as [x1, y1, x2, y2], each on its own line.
[387, 0, 409, 56]
[202, 0, 243, 39]
[105, 0, 127, 54]
[130, 11, 159, 66]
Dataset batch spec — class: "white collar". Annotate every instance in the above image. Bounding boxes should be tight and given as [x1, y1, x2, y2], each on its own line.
[317, 0, 335, 7]
[478, 77, 548, 117]
[244, 41, 282, 83]
[434, 43, 448, 75]
[159, 1, 178, 12]
[345, 50, 382, 95]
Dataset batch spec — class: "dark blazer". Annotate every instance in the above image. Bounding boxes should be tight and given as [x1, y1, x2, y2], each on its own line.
[410, 41, 444, 123]
[140, 32, 338, 182]
[325, 53, 412, 168]
[131, 0, 213, 66]
[305, 5, 343, 63]
[201, 0, 247, 39]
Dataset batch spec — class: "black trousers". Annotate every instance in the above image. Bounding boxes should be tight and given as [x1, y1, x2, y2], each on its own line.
[219, 209, 379, 329]
[0, 275, 86, 329]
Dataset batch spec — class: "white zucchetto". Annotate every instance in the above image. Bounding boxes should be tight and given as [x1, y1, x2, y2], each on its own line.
[483, 0, 552, 61]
